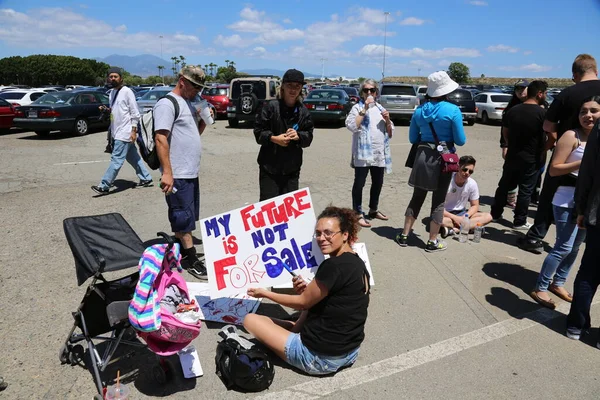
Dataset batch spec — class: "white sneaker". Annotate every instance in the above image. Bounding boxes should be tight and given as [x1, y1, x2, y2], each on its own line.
[513, 222, 532, 231]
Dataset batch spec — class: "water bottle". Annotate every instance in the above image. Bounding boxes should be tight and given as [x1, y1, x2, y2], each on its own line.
[367, 95, 375, 108]
[473, 223, 483, 243]
[459, 214, 470, 243]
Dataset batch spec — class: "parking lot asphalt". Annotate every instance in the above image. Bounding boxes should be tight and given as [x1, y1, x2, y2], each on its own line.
[1, 120, 599, 399]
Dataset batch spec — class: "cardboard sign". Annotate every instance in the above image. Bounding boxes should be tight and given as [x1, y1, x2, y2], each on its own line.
[200, 188, 324, 298]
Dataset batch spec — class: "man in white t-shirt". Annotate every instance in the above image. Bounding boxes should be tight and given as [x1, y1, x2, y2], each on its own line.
[92, 67, 153, 195]
[154, 66, 210, 280]
[441, 155, 492, 237]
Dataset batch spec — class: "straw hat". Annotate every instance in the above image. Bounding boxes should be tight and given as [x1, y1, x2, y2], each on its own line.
[426, 71, 459, 98]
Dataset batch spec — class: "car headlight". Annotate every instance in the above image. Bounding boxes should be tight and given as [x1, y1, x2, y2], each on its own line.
[227, 106, 236, 112]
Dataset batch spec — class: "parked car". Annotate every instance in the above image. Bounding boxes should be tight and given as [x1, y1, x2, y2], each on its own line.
[378, 83, 420, 121]
[136, 87, 215, 118]
[416, 85, 427, 103]
[338, 86, 360, 103]
[201, 84, 230, 118]
[227, 76, 280, 127]
[0, 90, 48, 106]
[303, 89, 355, 125]
[474, 92, 513, 124]
[12, 90, 110, 136]
[446, 89, 477, 126]
[0, 98, 16, 134]
[134, 89, 149, 100]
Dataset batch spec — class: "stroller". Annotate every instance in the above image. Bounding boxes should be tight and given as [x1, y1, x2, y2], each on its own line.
[60, 213, 193, 399]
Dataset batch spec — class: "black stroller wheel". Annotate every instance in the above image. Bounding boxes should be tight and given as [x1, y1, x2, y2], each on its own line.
[59, 344, 70, 364]
[152, 364, 168, 384]
[69, 344, 85, 366]
[93, 394, 104, 400]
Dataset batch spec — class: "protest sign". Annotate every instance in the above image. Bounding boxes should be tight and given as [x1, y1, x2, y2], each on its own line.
[200, 188, 324, 298]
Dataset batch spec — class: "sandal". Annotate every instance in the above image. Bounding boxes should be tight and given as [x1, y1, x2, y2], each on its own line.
[529, 291, 556, 309]
[358, 217, 372, 228]
[549, 284, 573, 302]
[368, 210, 389, 221]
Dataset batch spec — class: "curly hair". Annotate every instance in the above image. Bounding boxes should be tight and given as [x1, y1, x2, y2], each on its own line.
[317, 206, 360, 244]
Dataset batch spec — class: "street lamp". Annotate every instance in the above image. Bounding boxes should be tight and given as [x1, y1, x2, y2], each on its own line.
[382, 11, 390, 80]
[159, 35, 164, 83]
[320, 58, 327, 81]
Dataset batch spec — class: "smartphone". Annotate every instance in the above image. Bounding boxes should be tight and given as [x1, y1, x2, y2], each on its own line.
[282, 262, 299, 278]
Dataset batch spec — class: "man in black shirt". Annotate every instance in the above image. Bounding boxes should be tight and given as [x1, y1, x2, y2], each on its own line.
[491, 81, 549, 229]
[519, 54, 600, 253]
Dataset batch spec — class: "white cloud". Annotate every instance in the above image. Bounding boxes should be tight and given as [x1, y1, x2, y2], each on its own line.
[357, 8, 393, 24]
[358, 44, 481, 59]
[469, 1, 488, 5]
[410, 60, 432, 68]
[498, 63, 552, 73]
[523, 50, 533, 55]
[213, 34, 245, 48]
[487, 44, 519, 53]
[0, 8, 204, 54]
[438, 59, 451, 67]
[399, 17, 426, 26]
[239, 7, 264, 21]
[226, 6, 304, 46]
[283, 18, 292, 24]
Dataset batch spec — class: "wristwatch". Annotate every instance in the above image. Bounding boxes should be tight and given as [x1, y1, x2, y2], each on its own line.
[358, 109, 366, 116]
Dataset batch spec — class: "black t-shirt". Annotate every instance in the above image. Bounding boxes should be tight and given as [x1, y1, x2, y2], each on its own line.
[504, 103, 547, 164]
[546, 80, 600, 137]
[300, 252, 370, 356]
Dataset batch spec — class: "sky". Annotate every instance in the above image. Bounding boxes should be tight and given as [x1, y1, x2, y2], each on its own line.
[0, 0, 599, 79]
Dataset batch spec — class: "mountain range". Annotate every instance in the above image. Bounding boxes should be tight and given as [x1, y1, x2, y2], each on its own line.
[95, 54, 339, 78]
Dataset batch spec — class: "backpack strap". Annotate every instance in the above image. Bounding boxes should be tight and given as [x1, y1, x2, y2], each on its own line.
[152, 94, 180, 140]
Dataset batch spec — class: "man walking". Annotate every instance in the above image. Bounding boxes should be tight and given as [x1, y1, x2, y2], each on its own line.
[491, 80, 549, 229]
[92, 67, 152, 195]
[519, 54, 600, 253]
[154, 66, 209, 280]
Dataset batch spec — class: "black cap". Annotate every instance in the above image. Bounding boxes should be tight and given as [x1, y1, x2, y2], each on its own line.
[107, 67, 123, 77]
[282, 69, 306, 84]
[514, 79, 529, 88]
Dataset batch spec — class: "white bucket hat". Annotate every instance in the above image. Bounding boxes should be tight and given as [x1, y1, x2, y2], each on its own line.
[426, 71, 459, 98]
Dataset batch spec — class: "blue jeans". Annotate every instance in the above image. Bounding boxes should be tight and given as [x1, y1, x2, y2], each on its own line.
[535, 205, 586, 291]
[284, 333, 359, 375]
[567, 224, 600, 336]
[99, 139, 152, 189]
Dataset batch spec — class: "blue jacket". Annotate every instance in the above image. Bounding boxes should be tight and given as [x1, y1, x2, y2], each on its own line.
[409, 101, 466, 146]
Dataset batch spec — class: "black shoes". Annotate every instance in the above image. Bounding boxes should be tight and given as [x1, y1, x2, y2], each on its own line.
[137, 179, 153, 187]
[91, 185, 109, 195]
[187, 259, 208, 280]
[517, 237, 543, 254]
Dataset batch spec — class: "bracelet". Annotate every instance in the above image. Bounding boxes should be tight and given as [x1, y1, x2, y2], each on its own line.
[358, 109, 366, 116]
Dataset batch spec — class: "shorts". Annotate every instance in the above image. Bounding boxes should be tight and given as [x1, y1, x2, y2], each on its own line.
[449, 209, 467, 216]
[284, 333, 359, 376]
[165, 178, 199, 233]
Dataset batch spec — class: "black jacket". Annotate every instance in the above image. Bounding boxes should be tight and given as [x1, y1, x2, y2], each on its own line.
[254, 99, 314, 175]
[575, 120, 600, 226]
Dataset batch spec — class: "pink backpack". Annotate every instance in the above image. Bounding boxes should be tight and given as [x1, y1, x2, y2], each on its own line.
[138, 253, 201, 356]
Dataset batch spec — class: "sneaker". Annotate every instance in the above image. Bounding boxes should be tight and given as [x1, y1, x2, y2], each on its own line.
[91, 185, 109, 195]
[187, 259, 208, 280]
[566, 328, 581, 341]
[513, 222, 532, 231]
[517, 237, 543, 254]
[136, 179, 153, 187]
[395, 233, 408, 247]
[425, 239, 447, 252]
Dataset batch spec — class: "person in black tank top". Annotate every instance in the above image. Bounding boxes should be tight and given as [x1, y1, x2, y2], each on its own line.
[244, 206, 370, 375]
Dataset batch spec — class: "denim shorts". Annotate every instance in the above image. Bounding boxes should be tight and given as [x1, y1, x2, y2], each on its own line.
[165, 178, 199, 233]
[449, 208, 467, 216]
[284, 333, 359, 375]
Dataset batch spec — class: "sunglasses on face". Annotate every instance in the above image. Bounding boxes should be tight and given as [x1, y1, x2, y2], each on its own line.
[184, 77, 204, 90]
[362, 88, 377, 94]
[461, 167, 474, 174]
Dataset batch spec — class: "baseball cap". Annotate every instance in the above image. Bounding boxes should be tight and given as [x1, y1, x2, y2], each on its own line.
[514, 79, 530, 88]
[107, 67, 123, 77]
[179, 65, 207, 88]
[282, 69, 306, 85]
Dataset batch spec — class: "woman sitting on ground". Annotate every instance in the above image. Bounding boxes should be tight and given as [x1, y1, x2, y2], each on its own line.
[244, 206, 370, 375]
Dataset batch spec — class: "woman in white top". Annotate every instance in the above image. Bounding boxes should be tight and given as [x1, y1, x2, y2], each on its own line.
[530, 96, 600, 309]
[345, 79, 394, 228]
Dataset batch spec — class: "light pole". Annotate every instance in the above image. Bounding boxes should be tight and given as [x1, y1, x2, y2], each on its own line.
[382, 11, 390, 81]
[320, 58, 327, 81]
[159, 35, 164, 83]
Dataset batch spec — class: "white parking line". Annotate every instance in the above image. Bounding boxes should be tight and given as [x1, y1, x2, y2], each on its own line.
[254, 300, 595, 400]
[53, 160, 109, 166]
[390, 143, 412, 146]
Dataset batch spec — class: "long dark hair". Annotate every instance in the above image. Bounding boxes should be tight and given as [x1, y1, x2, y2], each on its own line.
[572, 95, 600, 130]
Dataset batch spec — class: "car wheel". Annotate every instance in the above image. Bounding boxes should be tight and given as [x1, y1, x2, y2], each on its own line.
[74, 117, 89, 136]
[481, 111, 489, 125]
[35, 130, 50, 137]
[228, 118, 239, 128]
[467, 119, 475, 126]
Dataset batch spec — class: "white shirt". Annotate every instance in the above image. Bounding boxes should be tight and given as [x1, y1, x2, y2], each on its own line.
[109, 86, 140, 142]
[445, 174, 479, 211]
[346, 103, 394, 168]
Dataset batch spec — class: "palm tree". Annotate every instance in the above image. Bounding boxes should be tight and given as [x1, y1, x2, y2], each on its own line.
[171, 56, 178, 75]
[225, 59, 231, 69]
[179, 55, 186, 69]
[158, 65, 165, 83]
[209, 63, 217, 77]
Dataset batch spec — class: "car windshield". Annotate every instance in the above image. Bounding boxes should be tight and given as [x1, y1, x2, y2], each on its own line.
[231, 81, 266, 99]
[418, 87, 427, 94]
[140, 90, 171, 101]
[381, 86, 416, 96]
[341, 87, 358, 96]
[0, 92, 26, 100]
[33, 92, 75, 104]
[490, 95, 512, 103]
[447, 90, 473, 100]
[306, 90, 345, 100]
[204, 87, 228, 96]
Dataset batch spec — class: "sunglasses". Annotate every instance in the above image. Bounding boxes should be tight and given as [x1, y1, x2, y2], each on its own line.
[183, 77, 204, 90]
[461, 167, 474, 174]
[362, 88, 377, 94]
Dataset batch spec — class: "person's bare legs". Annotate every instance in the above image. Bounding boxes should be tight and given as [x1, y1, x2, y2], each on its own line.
[402, 216, 416, 236]
[428, 220, 440, 242]
[468, 213, 493, 230]
[175, 231, 193, 249]
[243, 311, 308, 362]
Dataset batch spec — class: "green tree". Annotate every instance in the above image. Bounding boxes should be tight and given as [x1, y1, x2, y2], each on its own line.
[179, 55, 186, 69]
[357, 77, 366, 83]
[447, 62, 470, 84]
[480, 73, 485, 78]
[171, 56, 178, 75]
[145, 75, 162, 85]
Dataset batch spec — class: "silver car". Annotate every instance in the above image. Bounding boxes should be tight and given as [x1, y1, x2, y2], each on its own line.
[378, 83, 420, 121]
[136, 88, 215, 117]
[474, 92, 513, 124]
